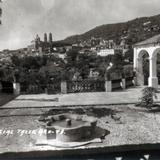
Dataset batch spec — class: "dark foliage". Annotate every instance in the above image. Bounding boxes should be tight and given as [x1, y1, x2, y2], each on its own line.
[136, 87, 158, 108]
[63, 14, 160, 45]
[41, 107, 116, 119]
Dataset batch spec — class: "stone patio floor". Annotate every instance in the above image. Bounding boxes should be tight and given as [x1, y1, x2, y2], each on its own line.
[2, 86, 157, 108]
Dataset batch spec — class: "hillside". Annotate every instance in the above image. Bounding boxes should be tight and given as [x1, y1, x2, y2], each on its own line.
[63, 14, 160, 45]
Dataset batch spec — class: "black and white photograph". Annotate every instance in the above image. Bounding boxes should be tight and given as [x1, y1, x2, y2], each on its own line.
[1, 0, 160, 159]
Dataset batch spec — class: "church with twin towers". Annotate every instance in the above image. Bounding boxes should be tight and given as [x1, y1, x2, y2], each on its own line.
[28, 33, 54, 53]
[43, 33, 53, 44]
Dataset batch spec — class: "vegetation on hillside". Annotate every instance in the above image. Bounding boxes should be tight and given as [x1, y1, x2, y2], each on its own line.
[0, 49, 134, 87]
[63, 14, 160, 45]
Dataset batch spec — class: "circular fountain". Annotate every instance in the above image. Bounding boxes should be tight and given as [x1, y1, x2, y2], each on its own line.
[40, 114, 98, 142]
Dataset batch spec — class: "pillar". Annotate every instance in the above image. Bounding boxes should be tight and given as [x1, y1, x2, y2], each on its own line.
[148, 57, 158, 88]
[133, 48, 137, 70]
[132, 77, 137, 86]
[13, 83, 20, 95]
[61, 81, 67, 94]
[121, 79, 126, 89]
[105, 81, 112, 92]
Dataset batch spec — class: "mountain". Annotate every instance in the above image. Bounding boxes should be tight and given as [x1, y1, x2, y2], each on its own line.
[63, 14, 160, 45]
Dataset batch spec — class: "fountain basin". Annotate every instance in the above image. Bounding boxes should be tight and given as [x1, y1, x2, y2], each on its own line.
[42, 114, 97, 142]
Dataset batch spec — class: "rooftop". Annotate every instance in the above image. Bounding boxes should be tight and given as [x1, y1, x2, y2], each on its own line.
[134, 34, 160, 47]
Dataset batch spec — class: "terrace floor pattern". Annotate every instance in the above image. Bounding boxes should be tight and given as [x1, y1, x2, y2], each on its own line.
[2, 86, 159, 108]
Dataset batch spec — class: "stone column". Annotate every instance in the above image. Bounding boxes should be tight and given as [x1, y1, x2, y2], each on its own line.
[121, 79, 126, 89]
[13, 82, 21, 95]
[61, 81, 67, 94]
[133, 49, 138, 86]
[105, 81, 112, 92]
[133, 48, 137, 70]
[132, 77, 137, 86]
[148, 57, 158, 88]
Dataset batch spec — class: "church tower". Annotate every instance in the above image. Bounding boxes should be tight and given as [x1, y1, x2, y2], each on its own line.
[49, 33, 53, 43]
[44, 33, 47, 43]
[35, 34, 41, 50]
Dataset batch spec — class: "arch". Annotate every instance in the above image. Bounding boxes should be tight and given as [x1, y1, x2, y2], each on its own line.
[152, 48, 160, 59]
[136, 49, 149, 86]
[152, 48, 160, 86]
[137, 49, 149, 59]
[133, 35, 160, 89]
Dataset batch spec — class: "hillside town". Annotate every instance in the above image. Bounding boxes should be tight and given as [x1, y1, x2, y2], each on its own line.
[0, 33, 129, 62]
[1, 19, 160, 94]
[0, 32, 133, 94]
[1, 15, 160, 69]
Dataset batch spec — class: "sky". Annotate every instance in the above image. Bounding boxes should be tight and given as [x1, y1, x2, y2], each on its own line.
[0, 0, 160, 50]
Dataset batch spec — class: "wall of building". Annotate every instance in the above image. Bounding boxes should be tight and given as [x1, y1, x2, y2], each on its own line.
[97, 49, 115, 57]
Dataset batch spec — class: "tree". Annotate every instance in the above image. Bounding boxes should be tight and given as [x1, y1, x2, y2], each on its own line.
[112, 51, 124, 67]
[124, 47, 133, 62]
[11, 55, 21, 67]
[123, 65, 134, 77]
[0, 68, 4, 80]
[110, 51, 124, 75]
[95, 55, 111, 80]
[65, 49, 79, 69]
[65, 49, 91, 80]
[136, 87, 157, 108]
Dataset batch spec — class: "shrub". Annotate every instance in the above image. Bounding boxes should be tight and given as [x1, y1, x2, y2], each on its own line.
[137, 87, 157, 108]
[123, 65, 134, 77]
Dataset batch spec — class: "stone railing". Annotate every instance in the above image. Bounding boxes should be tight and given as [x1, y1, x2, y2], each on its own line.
[20, 81, 61, 95]
[126, 77, 135, 88]
[105, 76, 136, 92]
[0, 77, 137, 95]
[20, 83, 46, 94]
[67, 80, 105, 93]
[112, 79, 122, 91]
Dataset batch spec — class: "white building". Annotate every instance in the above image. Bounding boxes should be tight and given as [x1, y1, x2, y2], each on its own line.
[133, 34, 160, 88]
[97, 49, 115, 57]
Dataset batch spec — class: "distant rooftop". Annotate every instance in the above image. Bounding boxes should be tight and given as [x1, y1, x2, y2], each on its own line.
[134, 34, 160, 47]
